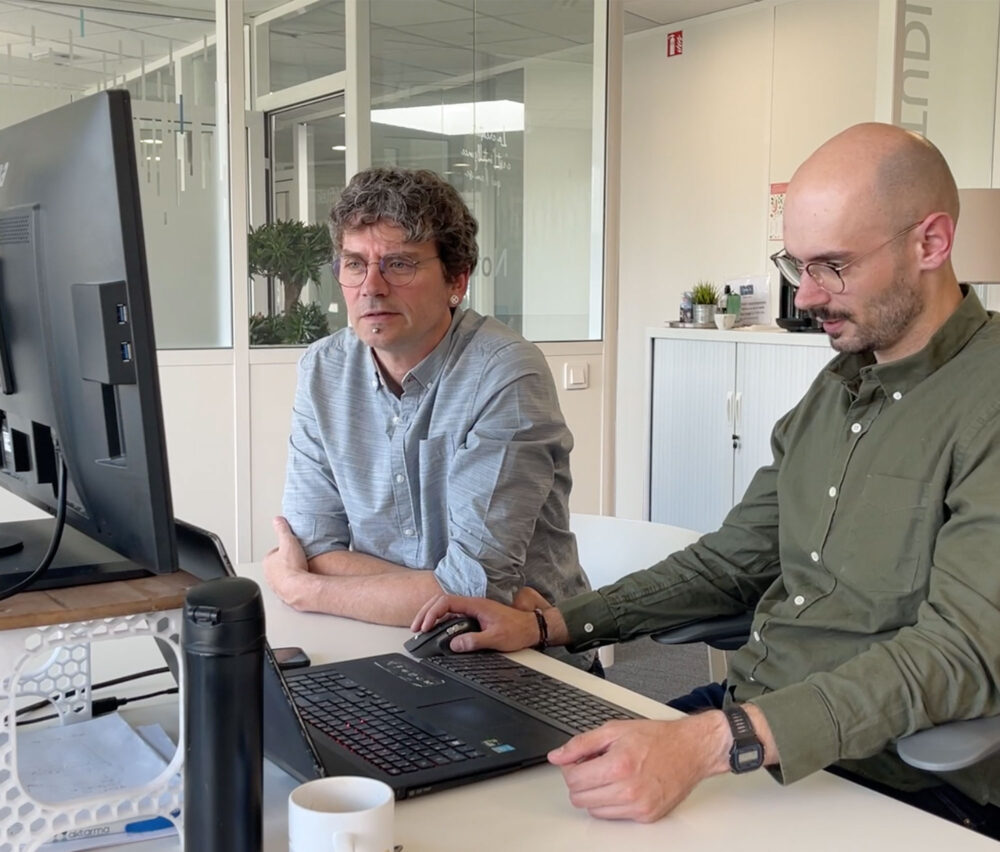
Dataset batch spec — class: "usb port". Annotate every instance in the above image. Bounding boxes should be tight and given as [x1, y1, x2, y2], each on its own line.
[115, 303, 129, 324]
[120, 341, 132, 362]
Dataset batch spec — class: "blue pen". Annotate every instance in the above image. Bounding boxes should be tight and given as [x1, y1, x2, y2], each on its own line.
[124, 814, 176, 834]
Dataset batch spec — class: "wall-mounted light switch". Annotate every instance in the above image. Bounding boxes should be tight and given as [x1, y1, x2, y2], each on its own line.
[564, 362, 589, 390]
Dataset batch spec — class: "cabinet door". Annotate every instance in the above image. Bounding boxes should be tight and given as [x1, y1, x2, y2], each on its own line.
[732, 342, 834, 503]
[649, 338, 736, 532]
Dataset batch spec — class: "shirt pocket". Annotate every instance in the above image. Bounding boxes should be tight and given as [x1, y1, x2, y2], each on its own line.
[842, 473, 930, 593]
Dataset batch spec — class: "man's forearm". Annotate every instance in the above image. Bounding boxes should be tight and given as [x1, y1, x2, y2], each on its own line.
[279, 567, 444, 626]
[307, 549, 408, 577]
[541, 603, 781, 769]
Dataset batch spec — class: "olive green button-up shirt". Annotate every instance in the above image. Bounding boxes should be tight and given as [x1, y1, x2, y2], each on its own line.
[561, 288, 1000, 804]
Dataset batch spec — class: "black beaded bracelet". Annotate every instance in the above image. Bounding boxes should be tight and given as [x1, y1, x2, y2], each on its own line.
[533, 608, 549, 651]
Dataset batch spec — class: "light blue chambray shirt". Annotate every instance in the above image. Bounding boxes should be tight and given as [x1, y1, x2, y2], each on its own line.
[282, 307, 591, 613]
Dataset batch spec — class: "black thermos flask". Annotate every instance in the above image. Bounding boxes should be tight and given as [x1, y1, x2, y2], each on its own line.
[183, 576, 265, 852]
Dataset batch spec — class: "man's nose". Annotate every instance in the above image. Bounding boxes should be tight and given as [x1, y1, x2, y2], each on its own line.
[793, 273, 830, 312]
[361, 261, 390, 296]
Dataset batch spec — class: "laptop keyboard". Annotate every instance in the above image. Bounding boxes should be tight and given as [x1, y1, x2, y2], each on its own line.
[425, 653, 640, 735]
[286, 668, 486, 776]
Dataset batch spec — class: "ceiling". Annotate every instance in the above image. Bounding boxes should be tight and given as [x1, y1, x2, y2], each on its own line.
[622, 0, 760, 31]
[0, 0, 761, 96]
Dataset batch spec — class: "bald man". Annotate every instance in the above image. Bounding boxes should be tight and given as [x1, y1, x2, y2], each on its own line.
[411, 123, 1000, 836]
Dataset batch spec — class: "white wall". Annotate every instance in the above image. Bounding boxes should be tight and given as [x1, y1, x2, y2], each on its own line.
[157, 354, 238, 558]
[615, 5, 776, 519]
[614, 1, 880, 520]
[894, 0, 1000, 187]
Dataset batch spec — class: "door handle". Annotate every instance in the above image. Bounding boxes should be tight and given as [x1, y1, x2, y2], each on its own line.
[725, 391, 734, 428]
[734, 391, 743, 433]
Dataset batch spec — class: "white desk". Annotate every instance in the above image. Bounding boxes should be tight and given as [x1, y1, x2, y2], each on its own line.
[111, 564, 998, 851]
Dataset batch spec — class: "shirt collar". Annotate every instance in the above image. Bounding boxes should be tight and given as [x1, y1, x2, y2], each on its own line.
[408, 307, 465, 390]
[827, 285, 989, 397]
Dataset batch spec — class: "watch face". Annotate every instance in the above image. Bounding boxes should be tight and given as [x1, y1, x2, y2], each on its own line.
[732, 743, 765, 772]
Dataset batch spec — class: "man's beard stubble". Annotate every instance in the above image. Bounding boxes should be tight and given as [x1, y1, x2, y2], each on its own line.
[813, 267, 924, 355]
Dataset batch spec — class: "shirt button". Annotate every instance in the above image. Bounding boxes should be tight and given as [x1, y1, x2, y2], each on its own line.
[753, 630, 760, 642]
[828, 486, 837, 498]
[392, 415, 400, 424]
[403, 528, 415, 537]
[395, 474, 404, 483]
[371, 379, 379, 388]
[850, 422, 862, 434]
[892, 391, 902, 401]
[583, 623, 594, 633]
[810, 551, 819, 562]
[794, 595, 806, 606]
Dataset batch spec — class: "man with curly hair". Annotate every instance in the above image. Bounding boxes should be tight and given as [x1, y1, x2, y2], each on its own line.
[264, 167, 591, 665]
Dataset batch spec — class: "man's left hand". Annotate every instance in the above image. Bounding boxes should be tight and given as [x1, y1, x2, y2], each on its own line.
[263, 515, 312, 608]
[547, 713, 732, 823]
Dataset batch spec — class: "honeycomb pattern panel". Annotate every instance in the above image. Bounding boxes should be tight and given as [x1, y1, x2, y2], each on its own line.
[0, 612, 184, 852]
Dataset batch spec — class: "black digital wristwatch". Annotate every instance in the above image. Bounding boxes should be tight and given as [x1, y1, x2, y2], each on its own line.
[725, 705, 765, 773]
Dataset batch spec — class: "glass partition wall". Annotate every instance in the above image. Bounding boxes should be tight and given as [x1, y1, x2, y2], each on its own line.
[249, 0, 605, 345]
[0, 1, 227, 349]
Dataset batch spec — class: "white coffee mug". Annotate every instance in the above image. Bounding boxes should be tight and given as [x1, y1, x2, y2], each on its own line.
[288, 776, 394, 852]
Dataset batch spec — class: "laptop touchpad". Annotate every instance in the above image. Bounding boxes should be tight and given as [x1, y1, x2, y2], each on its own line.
[415, 696, 563, 747]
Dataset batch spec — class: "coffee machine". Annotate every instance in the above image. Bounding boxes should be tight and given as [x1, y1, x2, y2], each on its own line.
[776, 274, 823, 332]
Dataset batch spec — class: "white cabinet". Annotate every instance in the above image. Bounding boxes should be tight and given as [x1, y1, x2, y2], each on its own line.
[647, 330, 833, 532]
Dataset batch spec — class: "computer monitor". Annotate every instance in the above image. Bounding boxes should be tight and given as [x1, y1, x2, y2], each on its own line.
[0, 90, 177, 590]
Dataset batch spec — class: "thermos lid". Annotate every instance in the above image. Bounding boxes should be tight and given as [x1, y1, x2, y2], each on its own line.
[183, 576, 265, 655]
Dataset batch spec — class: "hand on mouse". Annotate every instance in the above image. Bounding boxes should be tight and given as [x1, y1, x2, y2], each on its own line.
[412, 594, 565, 653]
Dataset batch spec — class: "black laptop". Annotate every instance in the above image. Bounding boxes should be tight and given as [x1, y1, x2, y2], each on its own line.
[173, 520, 641, 799]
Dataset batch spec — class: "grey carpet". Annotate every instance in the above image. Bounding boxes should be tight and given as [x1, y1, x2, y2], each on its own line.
[603, 638, 712, 705]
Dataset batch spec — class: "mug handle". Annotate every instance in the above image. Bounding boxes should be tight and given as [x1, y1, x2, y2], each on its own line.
[333, 832, 355, 852]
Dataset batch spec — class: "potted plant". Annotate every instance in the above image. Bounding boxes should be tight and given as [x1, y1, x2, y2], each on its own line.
[691, 281, 719, 325]
[249, 302, 330, 345]
[248, 219, 333, 345]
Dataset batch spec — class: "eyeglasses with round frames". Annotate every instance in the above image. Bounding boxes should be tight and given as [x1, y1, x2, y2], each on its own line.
[770, 220, 923, 295]
[333, 254, 440, 288]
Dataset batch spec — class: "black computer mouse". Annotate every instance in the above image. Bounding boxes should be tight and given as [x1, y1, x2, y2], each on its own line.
[404, 616, 481, 658]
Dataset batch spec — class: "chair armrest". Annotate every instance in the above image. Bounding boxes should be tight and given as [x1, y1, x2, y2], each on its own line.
[649, 612, 754, 651]
[896, 716, 1000, 772]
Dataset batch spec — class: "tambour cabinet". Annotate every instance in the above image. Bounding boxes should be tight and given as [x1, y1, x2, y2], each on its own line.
[647, 328, 833, 532]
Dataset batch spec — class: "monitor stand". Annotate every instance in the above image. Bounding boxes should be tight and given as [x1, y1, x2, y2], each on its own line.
[0, 532, 23, 557]
[0, 519, 153, 591]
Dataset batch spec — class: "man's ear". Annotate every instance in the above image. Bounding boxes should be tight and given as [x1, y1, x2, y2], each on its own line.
[448, 269, 471, 303]
[918, 211, 956, 271]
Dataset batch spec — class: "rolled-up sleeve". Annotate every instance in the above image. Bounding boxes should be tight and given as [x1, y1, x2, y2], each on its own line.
[432, 344, 571, 602]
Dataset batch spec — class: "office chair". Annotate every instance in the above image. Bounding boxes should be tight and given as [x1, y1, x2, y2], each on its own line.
[650, 616, 1000, 771]
[570, 514, 700, 667]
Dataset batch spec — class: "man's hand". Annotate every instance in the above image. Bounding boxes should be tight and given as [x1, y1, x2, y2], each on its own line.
[547, 713, 732, 823]
[411, 594, 543, 653]
[263, 516, 312, 609]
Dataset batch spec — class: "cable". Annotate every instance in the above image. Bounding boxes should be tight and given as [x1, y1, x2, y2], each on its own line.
[0, 455, 69, 602]
[15, 686, 179, 728]
[13, 666, 171, 718]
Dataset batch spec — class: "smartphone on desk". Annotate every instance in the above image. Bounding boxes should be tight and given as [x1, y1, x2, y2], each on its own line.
[272, 646, 311, 670]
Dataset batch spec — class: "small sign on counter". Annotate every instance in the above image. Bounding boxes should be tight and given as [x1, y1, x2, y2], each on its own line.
[726, 275, 771, 327]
